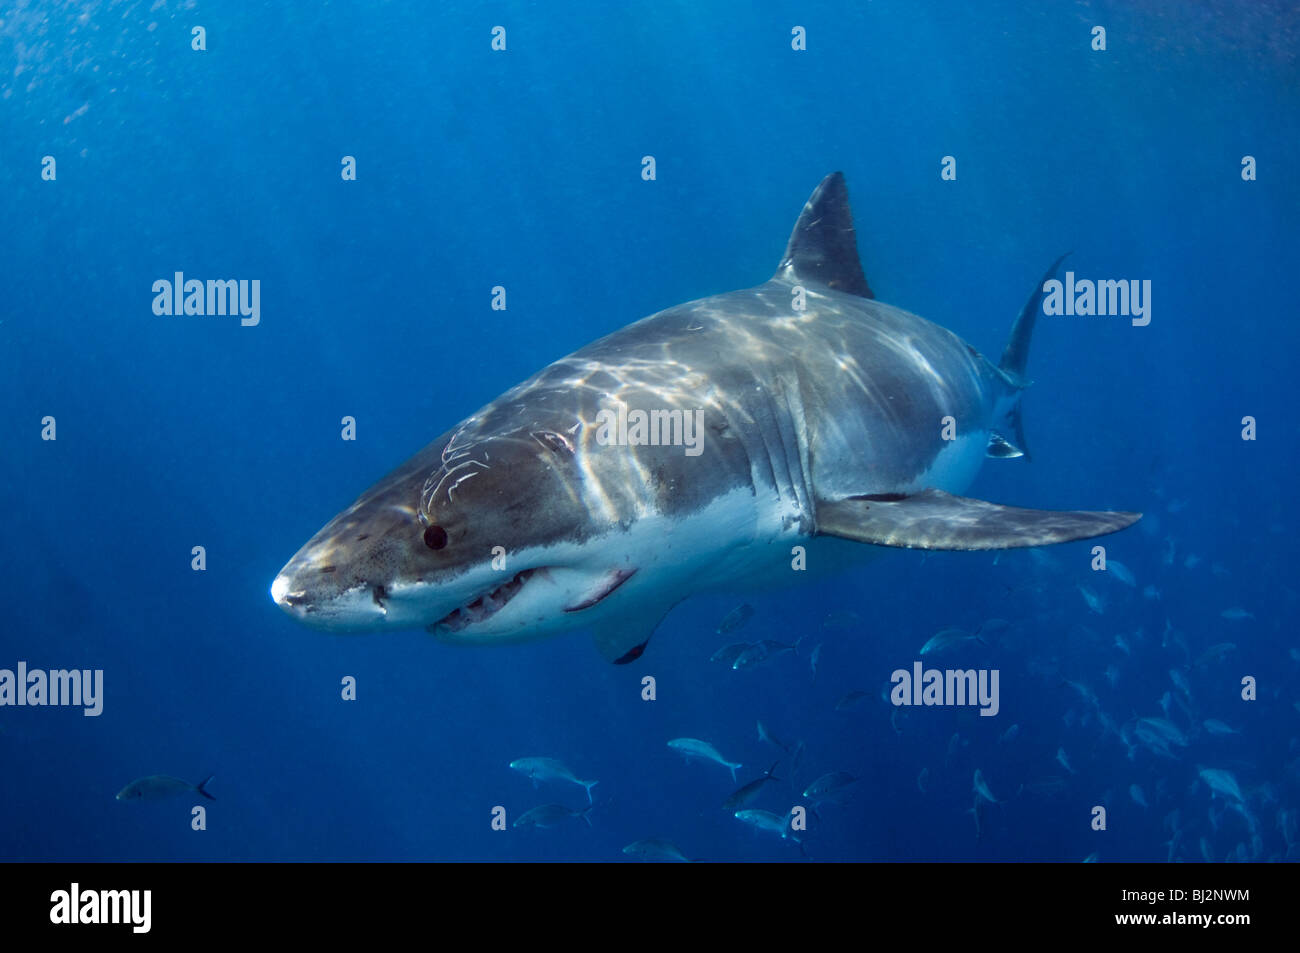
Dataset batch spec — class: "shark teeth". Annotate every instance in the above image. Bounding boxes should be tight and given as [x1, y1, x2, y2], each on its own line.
[432, 569, 537, 633]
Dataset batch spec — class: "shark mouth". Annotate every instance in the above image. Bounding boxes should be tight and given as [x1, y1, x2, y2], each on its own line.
[431, 568, 539, 634]
[429, 566, 639, 634]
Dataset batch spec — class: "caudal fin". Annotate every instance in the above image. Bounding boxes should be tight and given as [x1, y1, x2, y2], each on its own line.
[196, 775, 216, 801]
[995, 254, 1071, 461]
[582, 780, 599, 805]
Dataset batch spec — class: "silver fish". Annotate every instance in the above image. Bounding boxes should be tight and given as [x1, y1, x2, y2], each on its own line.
[116, 774, 215, 802]
[733, 808, 799, 841]
[1106, 559, 1136, 586]
[919, 627, 981, 655]
[834, 690, 870, 712]
[668, 738, 742, 781]
[513, 803, 593, 829]
[821, 610, 861, 630]
[732, 639, 796, 670]
[717, 604, 756, 635]
[1168, 668, 1192, 698]
[722, 762, 781, 812]
[710, 642, 751, 665]
[509, 757, 599, 805]
[1199, 768, 1245, 804]
[1195, 642, 1237, 666]
[1220, 607, 1254, 621]
[622, 838, 692, 862]
[973, 769, 999, 804]
[1077, 585, 1106, 614]
[756, 719, 790, 752]
[1056, 747, 1075, 775]
[1130, 784, 1148, 809]
[1202, 719, 1238, 737]
[802, 771, 857, 801]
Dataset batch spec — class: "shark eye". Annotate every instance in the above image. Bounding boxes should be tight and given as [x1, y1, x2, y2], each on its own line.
[423, 525, 449, 550]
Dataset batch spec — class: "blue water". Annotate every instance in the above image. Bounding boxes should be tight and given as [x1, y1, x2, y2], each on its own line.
[1, 1, 1296, 862]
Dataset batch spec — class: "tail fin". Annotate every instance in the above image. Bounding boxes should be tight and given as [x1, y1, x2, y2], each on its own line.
[582, 780, 599, 805]
[578, 806, 594, 828]
[197, 775, 216, 801]
[996, 254, 1071, 461]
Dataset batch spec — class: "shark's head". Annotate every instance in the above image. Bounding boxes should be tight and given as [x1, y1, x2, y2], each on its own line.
[271, 424, 643, 643]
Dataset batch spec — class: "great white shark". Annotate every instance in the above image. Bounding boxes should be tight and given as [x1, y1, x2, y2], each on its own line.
[271, 173, 1140, 662]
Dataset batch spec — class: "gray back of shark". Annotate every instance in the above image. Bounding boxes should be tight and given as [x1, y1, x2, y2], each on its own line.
[272, 173, 1139, 661]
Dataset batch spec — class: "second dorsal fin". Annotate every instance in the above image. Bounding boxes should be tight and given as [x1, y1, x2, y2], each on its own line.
[774, 172, 873, 299]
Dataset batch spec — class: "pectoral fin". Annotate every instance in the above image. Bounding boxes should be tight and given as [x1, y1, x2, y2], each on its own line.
[816, 489, 1140, 551]
[591, 607, 668, 664]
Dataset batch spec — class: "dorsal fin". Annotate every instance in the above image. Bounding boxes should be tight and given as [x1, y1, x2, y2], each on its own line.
[775, 172, 873, 298]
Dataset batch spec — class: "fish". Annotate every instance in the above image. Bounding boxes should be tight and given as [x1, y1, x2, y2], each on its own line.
[790, 740, 806, 779]
[733, 809, 799, 841]
[919, 627, 983, 655]
[622, 838, 693, 862]
[1195, 642, 1237, 666]
[732, 639, 797, 671]
[973, 769, 999, 804]
[802, 771, 858, 802]
[1106, 559, 1136, 586]
[1063, 679, 1099, 708]
[1143, 584, 1161, 600]
[115, 774, 215, 802]
[513, 803, 593, 829]
[917, 767, 930, 793]
[756, 720, 790, 752]
[999, 723, 1020, 744]
[508, 757, 599, 804]
[1220, 608, 1254, 621]
[1056, 747, 1076, 775]
[821, 610, 862, 630]
[1077, 585, 1106, 614]
[667, 738, 742, 781]
[710, 642, 751, 666]
[834, 690, 870, 712]
[1199, 768, 1245, 804]
[1022, 776, 1068, 797]
[722, 762, 782, 813]
[270, 173, 1140, 663]
[809, 642, 823, 680]
[716, 604, 756, 635]
[1202, 719, 1238, 737]
[1132, 717, 1189, 760]
[1130, 784, 1149, 809]
[1168, 668, 1192, 698]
